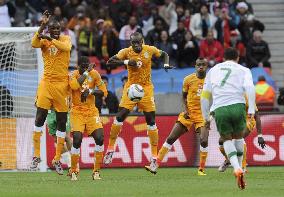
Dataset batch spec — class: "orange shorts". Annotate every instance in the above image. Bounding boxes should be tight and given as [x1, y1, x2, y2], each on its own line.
[35, 80, 69, 112]
[246, 116, 256, 132]
[119, 84, 155, 112]
[177, 112, 205, 131]
[70, 111, 103, 135]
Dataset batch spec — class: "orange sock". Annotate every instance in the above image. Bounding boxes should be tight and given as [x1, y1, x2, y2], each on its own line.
[108, 124, 122, 151]
[54, 137, 65, 161]
[148, 129, 159, 158]
[199, 151, 208, 170]
[71, 154, 80, 172]
[94, 151, 103, 172]
[219, 146, 229, 161]
[242, 143, 247, 169]
[33, 132, 42, 158]
[157, 145, 170, 162]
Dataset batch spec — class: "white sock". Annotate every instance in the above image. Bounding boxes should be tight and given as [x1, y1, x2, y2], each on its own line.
[61, 152, 71, 168]
[224, 140, 241, 171]
[234, 138, 244, 167]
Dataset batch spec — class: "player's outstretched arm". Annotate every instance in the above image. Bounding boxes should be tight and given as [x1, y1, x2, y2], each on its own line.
[107, 56, 137, 67]
[160, 51, 174, 71]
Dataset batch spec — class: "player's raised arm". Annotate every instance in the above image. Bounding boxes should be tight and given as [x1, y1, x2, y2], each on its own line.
[51, 36, 72, 52]
[31, 10, 50, 48]
[200, 70, 213, 122]
[89, 69, 108, 98]
[243, 69, 256, 116]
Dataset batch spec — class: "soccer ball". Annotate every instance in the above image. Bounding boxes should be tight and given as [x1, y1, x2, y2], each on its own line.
[127, 84, 145, 102]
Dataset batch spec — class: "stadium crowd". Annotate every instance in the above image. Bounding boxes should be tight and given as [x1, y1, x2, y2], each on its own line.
[0, 0, 272, 73]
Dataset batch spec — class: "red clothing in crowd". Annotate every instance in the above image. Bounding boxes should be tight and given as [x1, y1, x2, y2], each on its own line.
[199, 40, 224, 63]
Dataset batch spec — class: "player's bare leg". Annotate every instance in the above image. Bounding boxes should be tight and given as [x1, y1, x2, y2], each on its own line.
[197, 127, 209, 175]
[104, 107, 130, 165]
[145, 122, 187, 174]
[52, 112, 67, 175]
[69, 131, 82, 181]
[91, 128, 104, 180]
[52, 134, 72, 169]
[241, 128, 250, 172]
[31, 107, 48, 169]
[144, 111, 159, 160]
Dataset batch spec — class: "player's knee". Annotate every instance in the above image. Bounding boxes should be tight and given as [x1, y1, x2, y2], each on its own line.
[219, 138, 224, 146]
[35, 118, 45, 127]
[95, 135, 104, 146]
[200, 140, 208, 148]
[115, 116, 124, 123]
[72, 132, 82, 148]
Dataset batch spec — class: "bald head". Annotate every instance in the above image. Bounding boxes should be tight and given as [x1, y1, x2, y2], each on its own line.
[130, 32, 143, 53]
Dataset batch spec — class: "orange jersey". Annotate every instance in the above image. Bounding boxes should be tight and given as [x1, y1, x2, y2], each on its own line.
[69, 69, 107, 115]
[183, 73, 205, 114]
[116, 45, 161, 86]
[31, 32, 71, 82]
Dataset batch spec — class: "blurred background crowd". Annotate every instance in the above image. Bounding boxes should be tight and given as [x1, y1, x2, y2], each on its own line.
[0, 0, 272, 72]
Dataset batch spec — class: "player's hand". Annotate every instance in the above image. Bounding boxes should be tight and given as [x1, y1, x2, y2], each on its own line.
[128, 59, 137, 67]
[81, 89, 90, 102]
[41, 10, 50, 26]
[38, 34, 52, 41]
[258, 135, 266, 149]
[163, 64, 175, 72]
[87, 63, 95, 72]
[183, 111, 190, 119]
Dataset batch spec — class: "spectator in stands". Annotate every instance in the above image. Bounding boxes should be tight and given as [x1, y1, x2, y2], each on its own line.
[176, 3, 185, 21]
[246, 30, 271, 69]
[235, 1, 255, 44]
[200, 30, 224, 67]
[53, 6, 62, 21]
[171, 20, 187, 67]
[146, 18, 165, 45]
[185, 0, 202, 15]
[0, 0, 15, 27]
[67, 5, 91, 37]
[215, 8, 237, 48]
[255, 76, 275, 105]
[96, 19, 104, 36]
[116, 75, 128, 102]
[95, 75, 119, 114]
[0, 83, 13, 117]
[119, 16, 139, 48]
[12, 0, 37, 27]
[85, 0, 101, 21]
[60, 18, 77, 66]
[178, 30, 199, 67]
[190, 3, 216, 41]
[97, 21, 120, 74]
[182, 8, 191, 31]
[62, 0, 83, 20]
[159, 0, 177, 35]
[153, 30, 175, 69]
[230, 30, 246, 65]
[110, 0, 132, 31]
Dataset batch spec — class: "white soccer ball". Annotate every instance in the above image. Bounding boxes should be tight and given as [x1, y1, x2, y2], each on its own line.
[127, 84, 145, 102]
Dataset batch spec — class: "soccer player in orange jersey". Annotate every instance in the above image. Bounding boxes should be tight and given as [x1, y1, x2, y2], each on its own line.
[68, 56, 107, 181]
[103, 32, 173, 166]
[145, 58, 210, 175]
[30, 11, 71, 174]
[218, 98, 266, 172]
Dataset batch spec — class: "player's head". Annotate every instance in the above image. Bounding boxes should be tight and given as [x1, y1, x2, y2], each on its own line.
[130, 32, 143, 53]
[101, 75, 109, 88]
[195, 57, 208, 75]
[48, 17, 61, 40]
[224, 47, 239, 62]
[78, 56, 90, 74]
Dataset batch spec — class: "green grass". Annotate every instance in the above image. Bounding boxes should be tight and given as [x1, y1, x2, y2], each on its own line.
[0, 167, 283, 197]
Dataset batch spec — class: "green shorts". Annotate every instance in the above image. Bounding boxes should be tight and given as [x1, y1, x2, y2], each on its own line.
[47, 110, 71, 136]
[214, 103, 246, 136]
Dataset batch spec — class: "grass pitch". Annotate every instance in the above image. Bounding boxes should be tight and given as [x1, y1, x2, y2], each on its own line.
[0, 167, 283, 197]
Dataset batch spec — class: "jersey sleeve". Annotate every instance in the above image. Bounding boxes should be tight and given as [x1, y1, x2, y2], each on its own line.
[182, 76, 190, 93]
[69, 71, 81, 90]
[150, 46, 162, 58]
[116, 48, 128, 60]
[89, 70, 108, 97]
[51, 36, 72, 52]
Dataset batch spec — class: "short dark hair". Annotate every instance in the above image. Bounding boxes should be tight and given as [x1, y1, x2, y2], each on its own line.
[130, 32, 143, 40]
[224, 47, 239, 61]
[101, 75, 109, 82]
[78, 56, 89, 66]
[258, 75, 266, 82]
